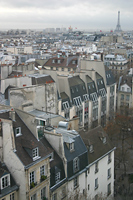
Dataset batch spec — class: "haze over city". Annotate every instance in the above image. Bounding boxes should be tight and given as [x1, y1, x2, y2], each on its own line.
[1, 0, 133, 31]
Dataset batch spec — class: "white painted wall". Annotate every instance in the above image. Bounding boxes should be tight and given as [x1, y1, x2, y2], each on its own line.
[86, 151, 114, 199]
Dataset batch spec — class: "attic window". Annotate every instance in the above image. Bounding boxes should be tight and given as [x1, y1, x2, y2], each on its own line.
[89, 145, 94, 153]
[58, 60, 61, 64]
[1, 174, 10, 189]
[15, 127, 22, 137]
[72, 60, 76, 64]
[70, 142, 74, 151]
[52, 59, 55, 63]
[32, 147, 39, 161]
[49, 153, 54, 161]
[103, 137, 106, 144]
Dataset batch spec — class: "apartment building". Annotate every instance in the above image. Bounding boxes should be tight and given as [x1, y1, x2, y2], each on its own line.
[117, 75, 133, 114]
[0, 108, 52, 200]
[80, 126, 115, 199]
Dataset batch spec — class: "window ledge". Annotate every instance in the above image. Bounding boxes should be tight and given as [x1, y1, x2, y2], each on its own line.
[33, 156, 41, 161]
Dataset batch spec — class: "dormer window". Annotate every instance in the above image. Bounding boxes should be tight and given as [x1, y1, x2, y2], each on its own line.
[73, 157, 79, 173]
[58, 60, 61, 64]
[52, 59, 55, 63]
[89, 145, 94, 153]
[32, 147, 39, 161]
[72, 60, 76, 64]
[1, 174, 10, 189]
[70, 142, 74, 151]
[55, 172, 60, 183]
[103, 137, 106, 144]
[49, 153, 54, 161]
[15, 127, 21, 137]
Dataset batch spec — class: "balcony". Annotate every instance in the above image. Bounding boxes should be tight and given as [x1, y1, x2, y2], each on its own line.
[30, 182, 37, 189]
[40, 175, 47, 183]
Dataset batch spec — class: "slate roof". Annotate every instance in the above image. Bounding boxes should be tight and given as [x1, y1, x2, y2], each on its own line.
[55, 128, 88, 178]
[0, 162, 19, 198]
[43, 56, 78, 69]
[68, 75, 87, 101]
[105, 67, 116, 85]
[86, 75, 97, 96]
[79, 126, 114, 164]
[0, 110, 53, 167]
[29, 74, 55, 85]
[41, 136, 66, 190]
[8, 70, 23, 78]
[119, 75, 132, 88]
[60, 92, 72, 110]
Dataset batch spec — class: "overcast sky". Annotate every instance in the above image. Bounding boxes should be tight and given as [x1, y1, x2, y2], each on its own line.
[0, 0, 133, 31]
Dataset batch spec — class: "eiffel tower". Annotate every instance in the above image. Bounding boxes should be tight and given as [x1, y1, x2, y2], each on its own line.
[115, 11, 122, 32]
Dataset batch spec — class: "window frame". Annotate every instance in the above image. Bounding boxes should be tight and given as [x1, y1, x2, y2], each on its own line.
[15, 127, 21, 137]
[1, 174, 10, 189]
[41, 187, 46, 200]
[30, 171, 35, 184]
[55, 172, 60, 184]
[31, 193, 37, 200]
[40, 165, 45, 178]
[10, 193, 14, 200]
[107, 168, 111, 179]
[95, 162, 99, 173]
[32, 147, 39, 161]
[73, 157, 79, 173]
[74, 176, 78, 189]
[95, 178, 98, 190]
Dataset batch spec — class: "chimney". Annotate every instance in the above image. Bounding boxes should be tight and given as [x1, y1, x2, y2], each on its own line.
[9, 109, 15, 121]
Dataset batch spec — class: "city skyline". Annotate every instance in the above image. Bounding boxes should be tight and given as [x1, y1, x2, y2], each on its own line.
[0, 0, 133, 31]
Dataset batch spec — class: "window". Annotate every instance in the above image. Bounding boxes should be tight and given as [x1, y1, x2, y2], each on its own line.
[15, 127, 21, 136]
[1, 175, 10, 189]
[121, 94, 124, 100]
[89, 145, 93, 153]
[31, 193, 37, 200]
[52, 193, 57, 200]
[127, 88, 130, 92]
[49, 153, 54, 161]
[107, 168, 111, 179]
[73, 157, 79, 173]
[95, 178, 98, 190]
[88, 184, 90, 190]
[40, 165, 45, 178]
[107, 183, 111, 195]
[74, 176, 78, 189]
[126, 95, 130, 101]
[62, 68, 64, 71]
[55, 172, 60, 183]
[108, 153, 111, 164]
[10, 193, 14, 200]
[62, 186, 66, 198]
[70, 142, 74, 151]
[32, 148, 39, 160]
[103, 137, 106, 144]
[122, 87, 124, 91]
[73, 96, 82, 107]
[30, 171, 35, 184]
[41, 187, 46, 200]
[95, 162, 98, 173]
